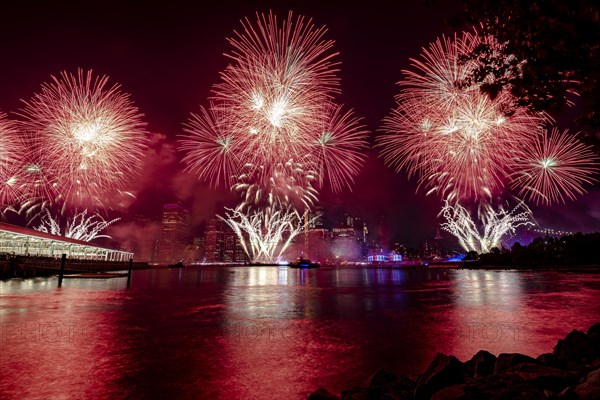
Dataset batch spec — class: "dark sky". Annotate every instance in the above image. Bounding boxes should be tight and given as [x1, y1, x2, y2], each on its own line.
[1, 0, 598, 247]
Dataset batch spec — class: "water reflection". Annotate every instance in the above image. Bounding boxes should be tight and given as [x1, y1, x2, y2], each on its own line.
[1, 268, 599, 399]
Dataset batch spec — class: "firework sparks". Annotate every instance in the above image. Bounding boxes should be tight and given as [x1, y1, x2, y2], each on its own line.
[212, 11, 339, 181]
[311, 105, 369, 193]
[0, 113, 27, 209]
[510, 128, 599, 205]
[35, 209, 119, 242]
[232, 160, 318, 211]
[19, 69, 148, 208]
[180, 12, 368, 263]
[440, 200, 533, 253]
[180, 104, 239, 187]
[377, 30, 544, 201]
[180, 11, 368, 192]
[221, 205, 314, 263]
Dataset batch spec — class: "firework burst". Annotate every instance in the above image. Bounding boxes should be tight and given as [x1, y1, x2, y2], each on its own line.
[180, 104, 238, 187]
[215, 11, 339, 171]
[180, 12, 369, 263]
[510, 128, 599, 205]
[181, 11, 367, 193]
[0, 113, 27, 209]
[19, 69, 148, 208]
[378, 30, 545, 201]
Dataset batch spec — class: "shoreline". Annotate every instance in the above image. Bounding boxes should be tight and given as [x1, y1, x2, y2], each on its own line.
[308, 322, 600, 400]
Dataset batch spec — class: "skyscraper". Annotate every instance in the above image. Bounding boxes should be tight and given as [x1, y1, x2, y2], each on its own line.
[157, 203, 190, 264]
[204, 216, 224, 262]
[205, 216, 247, 263]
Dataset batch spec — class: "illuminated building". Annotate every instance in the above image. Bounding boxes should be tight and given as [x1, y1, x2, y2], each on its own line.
[332, 223, 361, 261]
[0, 222, 132, 261]
[157, 203, 190, 264]
[223, 228, 246, 263]
[204, 216, 224, 262]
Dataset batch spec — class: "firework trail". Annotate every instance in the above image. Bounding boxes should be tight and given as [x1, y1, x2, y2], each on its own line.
[440, 200, 533, 253]
[221, 205, 314, 263]
[510, 128, 599, 205]
[0, 113, 27, 210]
[19, 69, 148, 208]
[35, 208, 119, 242]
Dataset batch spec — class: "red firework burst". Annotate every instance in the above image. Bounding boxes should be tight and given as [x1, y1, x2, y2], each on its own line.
[0, 113, 27, 207]
[377, 30, 545, 201]
[180, 11, 368, 193]
[19, 69, 148, 208]
[510, 128, 599, 205]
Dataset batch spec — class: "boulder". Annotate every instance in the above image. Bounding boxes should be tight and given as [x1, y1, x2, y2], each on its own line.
[431, 384, 466, 400]
[574, 368, 600, 400]
[414, 353, 464, 399]
[557, 386, 577, 400]
[462, 375, 544, 399]
[587, 323, 600, 337]
[366, 369, 415, 395]
[341, 386, 383, 400]
[430, 375, 545, 399]
[464, 350, 496, 379]
[494, 353, 539, 375]
[308, 388, 340, 400]
[505, 362, 578, 392]
[536, 353, 566, 370]
[553, 330, 597, 367]
[367, 369, 399, 388]
[587, 323, 600, 356]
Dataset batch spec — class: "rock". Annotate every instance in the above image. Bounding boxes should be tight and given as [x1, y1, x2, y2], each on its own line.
[536, 353, 566, 370]
[557, 386, 577, 400]
[553, 330, 597, 367]
[366, 369, 415, 397]
[308, 388, 340, 400]
[505, 362, 578, 392]
[341, 386, 383, 400]
[494, 353, 539, 375]
[431, 384, 466, 400]
[574, 368, 600, 400]
[414, 353, 464, 399]
[588, 323, 600, 355]
[588, 323, 600, 337]
[339, 369, 415, 400]
[463, 375, 545, 399]
[367, 368, 398, 388]
[464, 350, 496, 379]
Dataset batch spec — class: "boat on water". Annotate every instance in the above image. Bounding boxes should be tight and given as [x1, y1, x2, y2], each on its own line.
[288, 257, 320, 269]
[168, 261, 185, 268]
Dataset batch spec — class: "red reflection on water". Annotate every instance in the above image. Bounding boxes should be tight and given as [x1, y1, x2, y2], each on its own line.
[1, 268, 599, 399]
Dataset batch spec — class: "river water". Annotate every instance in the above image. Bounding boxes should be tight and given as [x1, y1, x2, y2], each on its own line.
[1, 267, 599, 399]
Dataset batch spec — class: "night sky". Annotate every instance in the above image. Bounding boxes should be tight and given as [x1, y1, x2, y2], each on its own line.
[1, 0, 598, 247]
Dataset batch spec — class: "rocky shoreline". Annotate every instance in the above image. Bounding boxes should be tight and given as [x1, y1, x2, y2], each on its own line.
[308, 323, 600, 400]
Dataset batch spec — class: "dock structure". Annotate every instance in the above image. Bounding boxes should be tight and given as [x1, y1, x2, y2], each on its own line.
[0, 222, 132, 261]
[0, 222, 146, 279]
